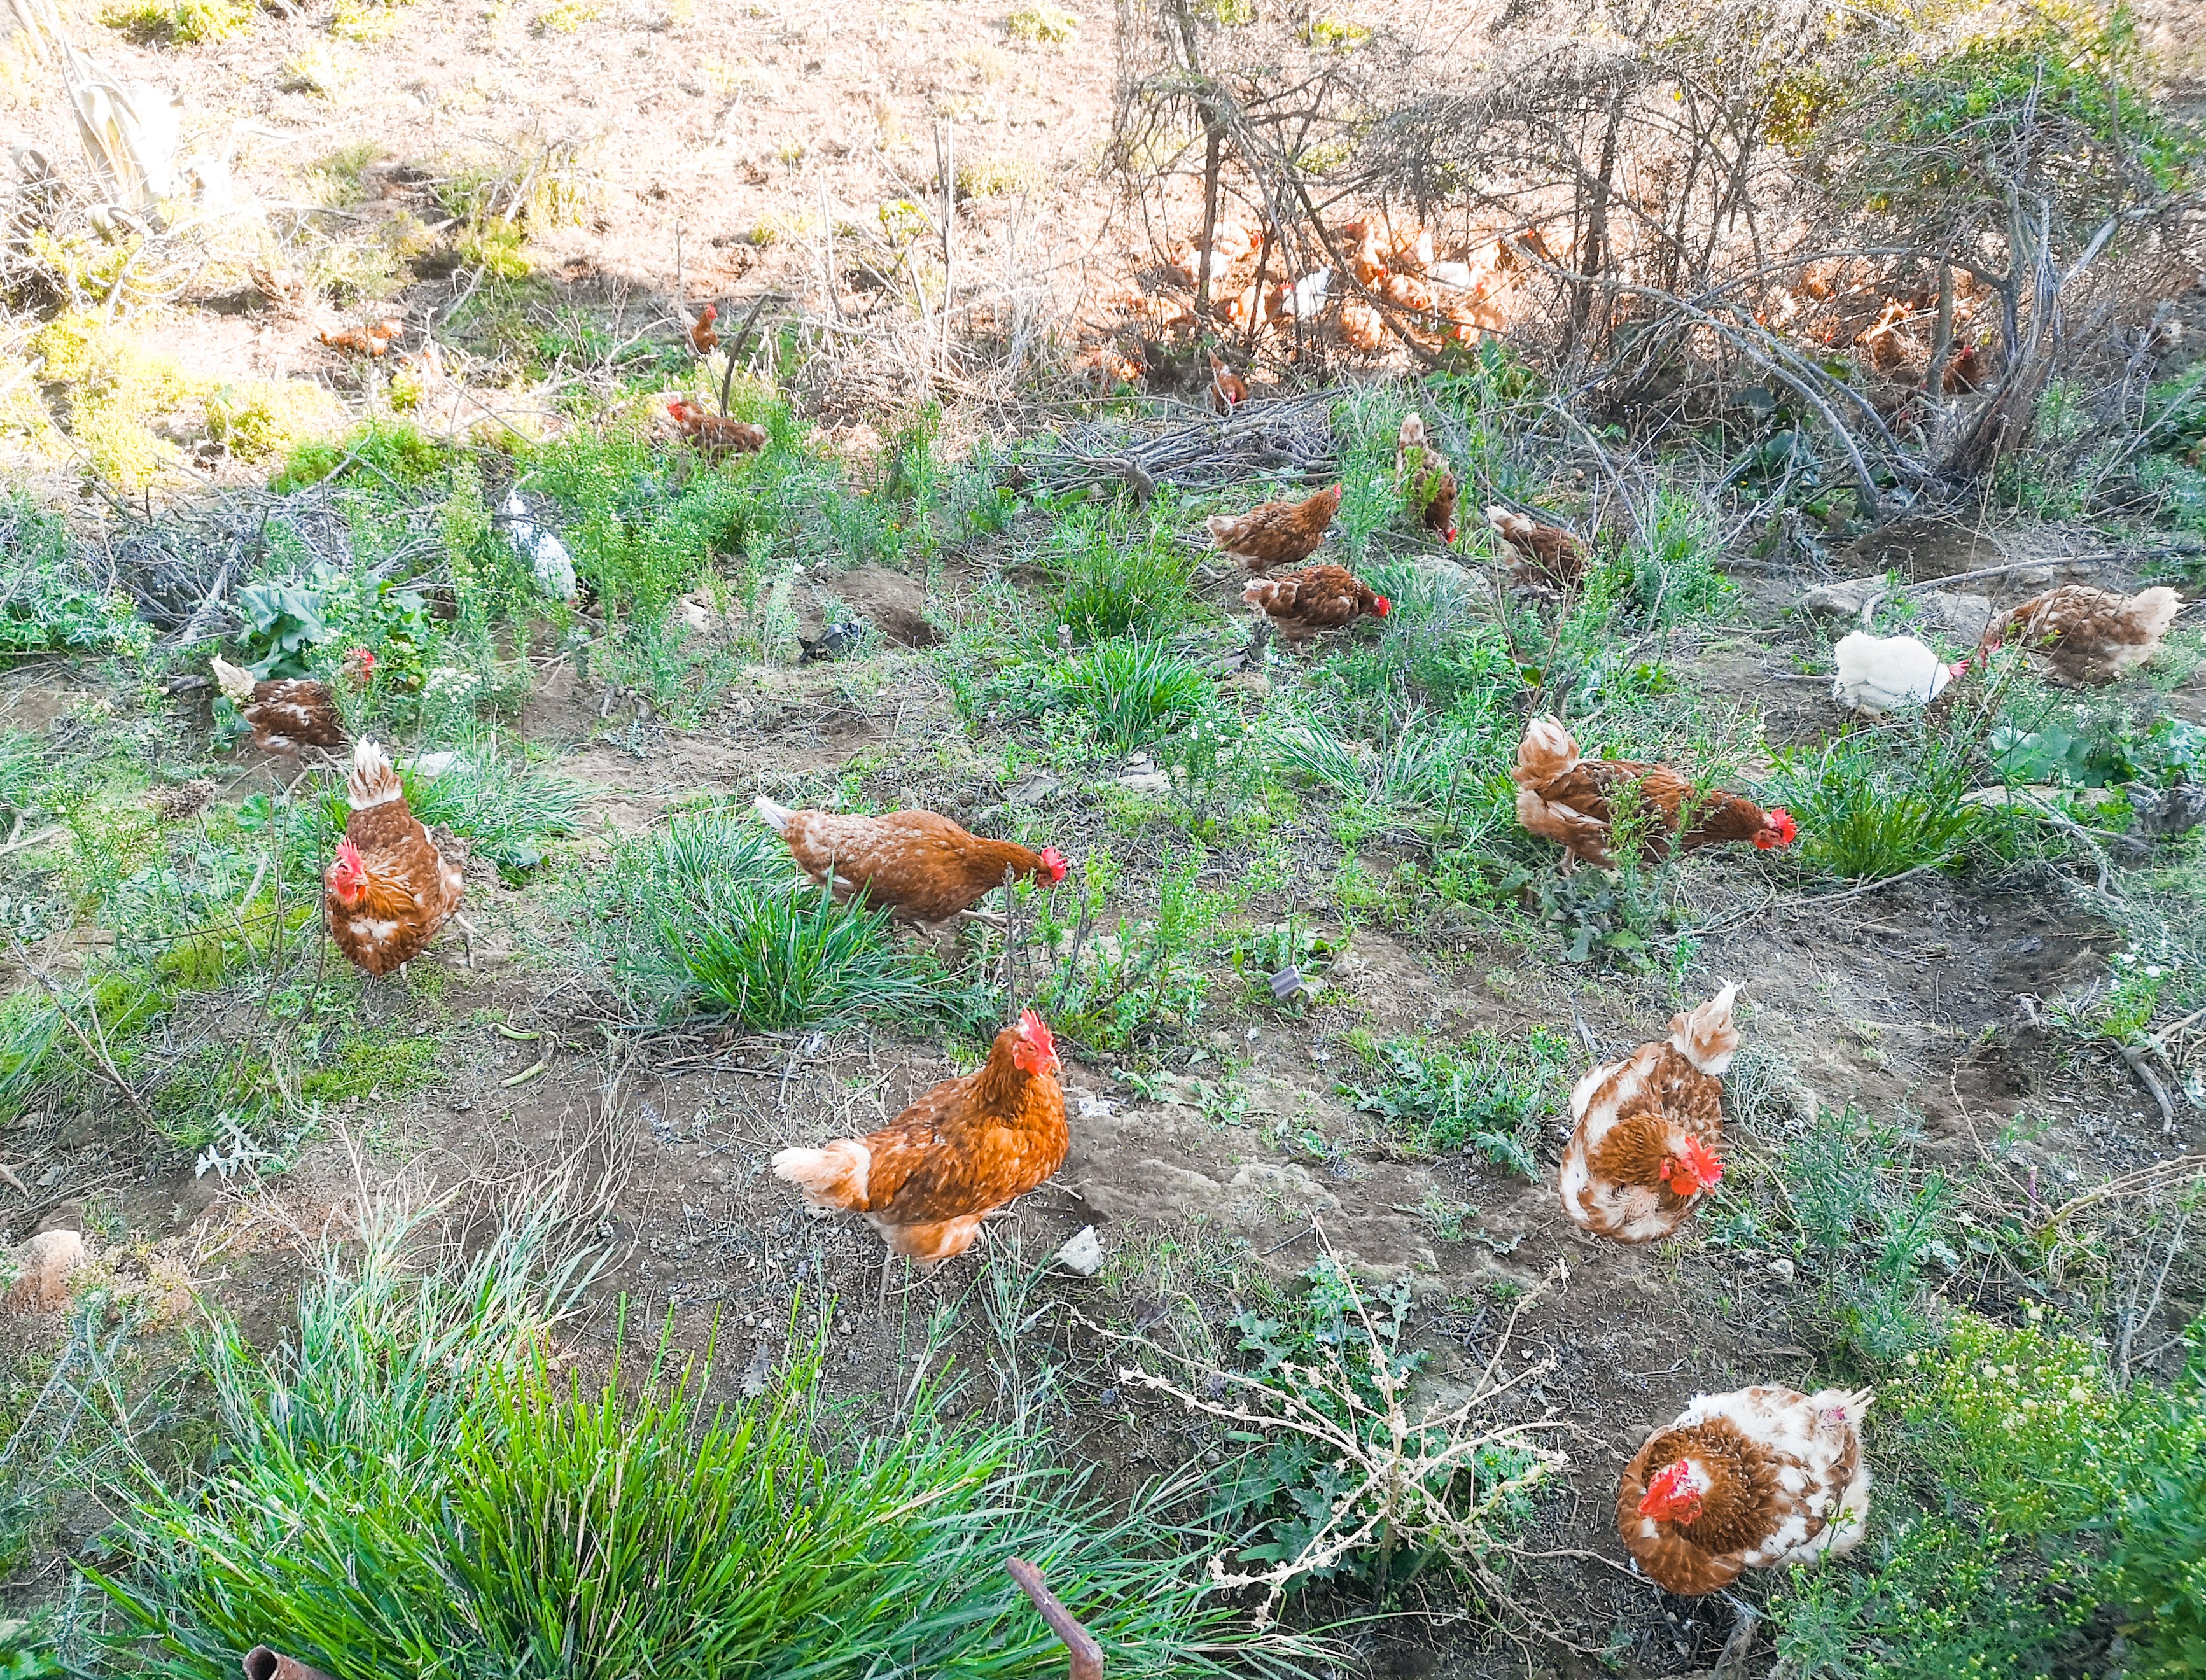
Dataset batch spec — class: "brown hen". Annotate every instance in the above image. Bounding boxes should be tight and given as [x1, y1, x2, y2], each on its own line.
[772, 1011, 1067, 1296]
[1512, 717, 1796, 869]
[667, 398, 767, 458]
[1395, 413, 1458, 542]
[1620, 1386, 1874, 1596]
[1243, 564, 1390, 646]
[213, 655, 358, 759]
[324, 739, 470, 977]
[755, 797, 1067, 927]
[1560, 986, 1735, 1242]
[1485, 506, 1588, 590]
[1206, 484, 1341, 573]
[1979, 584, 2181, 683]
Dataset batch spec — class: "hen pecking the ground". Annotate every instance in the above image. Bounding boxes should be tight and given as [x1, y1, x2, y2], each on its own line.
[1205, 485, 1341, 574]
[212, 653, 366, 759]
[1485, 505, 1588, 590]
[1512, 716, 1796, 869]
[1620, 1385, 1874, 1595]
[666, 398, 767, 459]
[1980, 584, 2181, 683]
[754, 797, 1067, 927]
[1243, 564, 1390, 647]
[772, 1010, 1068, 1299]
[1560, 985, 1736, 1242]
[323, 739, 471, 977]
[1830, 631, 1967, 716]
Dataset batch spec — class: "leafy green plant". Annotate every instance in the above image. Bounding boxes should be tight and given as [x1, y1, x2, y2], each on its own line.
[1533, 860, 1674, 968]
[1044, 500, 1203, 643]
[0, 498, 148, 657]
[674, 881, 947, 1030]
[1037, 845, 1237, 1050]
[1337, 1028, 1570, 1175]
[401, 750, 583, 882]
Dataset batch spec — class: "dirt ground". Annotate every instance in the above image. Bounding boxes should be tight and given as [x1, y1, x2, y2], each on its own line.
[6, 516, 2201, 1674]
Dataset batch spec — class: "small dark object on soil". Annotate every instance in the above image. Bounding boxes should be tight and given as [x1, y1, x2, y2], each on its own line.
[243, 1650, 338, 1680]
[801, 622, 864, 661]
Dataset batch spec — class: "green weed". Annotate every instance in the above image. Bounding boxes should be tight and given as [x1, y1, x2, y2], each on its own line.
[1337, 1028, 1572, 1175]
[675, 881, 947, 1031]
[1044, 499, 1203, 643]
[1064, 640, 1213, 750]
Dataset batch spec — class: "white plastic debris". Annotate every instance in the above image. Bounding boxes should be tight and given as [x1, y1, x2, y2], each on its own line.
[1077, 1093, 1115, 1119]
[1055, 1226, 1104, 1277]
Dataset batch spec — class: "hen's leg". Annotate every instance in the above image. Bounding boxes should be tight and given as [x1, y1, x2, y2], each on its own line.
[878, 1244, 897, 1309]
[453, 913, 480, 969]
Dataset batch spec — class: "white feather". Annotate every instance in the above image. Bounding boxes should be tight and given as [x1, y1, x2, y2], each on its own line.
[753, 794, 792, 835]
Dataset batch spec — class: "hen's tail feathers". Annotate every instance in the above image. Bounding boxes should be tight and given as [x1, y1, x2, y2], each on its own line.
[1398, 412, 1425, 449]
[1205, 514, 1239, 549]
[1243, 577, 1291, 613]
[1812, 1387, 1876, 1422]
[1485, 505, 1526, 541]
[753, 794, 793, 836]
[347, 739, 403, 811]
[2129, 586, 2181, 642]
[210, 655, 256, 706]
[1670, 982, 1742, 1074]
[772, 1140, 870, 1211]
[1514, 715, 1580, 786]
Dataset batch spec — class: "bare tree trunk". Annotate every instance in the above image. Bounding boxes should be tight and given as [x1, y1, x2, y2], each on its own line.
[1567, 86, 1628, 366]
[1924, 259, 1956, 398]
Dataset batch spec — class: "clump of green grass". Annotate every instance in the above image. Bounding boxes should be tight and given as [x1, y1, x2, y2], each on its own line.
[1045, 499, 1203, 643]
[401, 749, 584, 881]
[676, 882, 946, 1030]
[1768, 729, 1987, 880]
[1065, 640, 1213, 750]
[1337, 1029, 1572, 1175]
[89, 1187, 1294, 1680]
[586, 810, 951, 1028]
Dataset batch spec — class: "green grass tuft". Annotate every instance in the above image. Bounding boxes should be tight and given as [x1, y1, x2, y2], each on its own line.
[1064, 640, 1213, 750]
[1770, 729, 1987, 881]
[88, 1187, 1307, 1680]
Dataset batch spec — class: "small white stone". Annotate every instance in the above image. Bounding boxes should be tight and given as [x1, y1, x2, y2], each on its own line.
[1055, 1226, 1105, 1276]
[1768, 1257, 1796, 1284]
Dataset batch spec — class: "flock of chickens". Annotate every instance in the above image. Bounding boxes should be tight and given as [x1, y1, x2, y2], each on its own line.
[193, 407, 2192, 1610]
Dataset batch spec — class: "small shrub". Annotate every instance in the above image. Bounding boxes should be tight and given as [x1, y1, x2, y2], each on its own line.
[102, 0, 251, 43]
[1045, 500, 1201, 642]
[1769, 729, 1986, 881]
[1006, 2, 1076, 43]
[202, 380, 346, 464]
[676, 883, 946, 1030]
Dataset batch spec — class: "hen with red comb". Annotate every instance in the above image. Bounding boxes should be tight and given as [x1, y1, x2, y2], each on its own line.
[1560, 984, 1739, 1243]
[772, 1010, 1068, 1299]
[1621, 1384, 1874, 1595]
[753, 796, 1068, 928]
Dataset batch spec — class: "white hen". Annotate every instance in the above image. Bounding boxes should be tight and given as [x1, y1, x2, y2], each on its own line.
[502, 487, 577, 603]
[1831, 632, 1965, 717]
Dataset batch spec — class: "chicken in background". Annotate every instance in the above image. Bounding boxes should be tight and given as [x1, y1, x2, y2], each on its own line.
[1276, 268, 1332, 319]
[1831, 631, 1967, 716]
[754, 796, 1068, 928]
[772, 1010, 1068, 1299]
[1377, 271, 1435, 312]
[1980, 584, 2181, 683]
[1243, 564, 1390, 647]
[1621, 1385, 1874, 1595]
[211, 652, 367, 761]
[324, 739, 472, 977]
[1513, 716, 1796, 869]
[1206, 484, 1341, 573]
[1166, 222, 1253, 290]
[1943, 342, 1987, 393]
[501, 487, 577, 603]
[1485, 506, 1589, 591]
[1395, 413, 1458, 542]
[666, 398, 767, 459]
[1208, 349, 1248, 415]
[687, 302, 718, 356]
[1560, 986, 1736, 1242]
[1339, 297, 1385, 353]
[318, 318, 401, 358]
